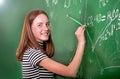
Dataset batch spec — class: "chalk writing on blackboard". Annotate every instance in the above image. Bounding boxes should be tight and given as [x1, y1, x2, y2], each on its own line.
[85, 0, 120, 51]
[101, 65, 120, 74]
[99, 0, 109, 8]
[93, 10, 120, 51]
[64, 0, 82, 8]
[45, 0, 58, 7]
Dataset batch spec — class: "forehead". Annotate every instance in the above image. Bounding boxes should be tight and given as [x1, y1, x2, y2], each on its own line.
[33, 14, 49, 23]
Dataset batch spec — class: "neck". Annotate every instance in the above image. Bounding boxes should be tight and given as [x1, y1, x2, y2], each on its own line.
[38, 42, 46, 51]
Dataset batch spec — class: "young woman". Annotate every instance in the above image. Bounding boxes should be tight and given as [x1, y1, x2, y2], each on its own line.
[16, 9, 86, 79]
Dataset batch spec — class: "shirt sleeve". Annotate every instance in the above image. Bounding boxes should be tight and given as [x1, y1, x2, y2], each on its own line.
[28, 48, 48, 66]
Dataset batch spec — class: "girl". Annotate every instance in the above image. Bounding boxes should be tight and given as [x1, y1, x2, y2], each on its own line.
[16, 9, 86, 79]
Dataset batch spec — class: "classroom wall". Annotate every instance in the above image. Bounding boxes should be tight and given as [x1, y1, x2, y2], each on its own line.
[0, 0, 120, 79]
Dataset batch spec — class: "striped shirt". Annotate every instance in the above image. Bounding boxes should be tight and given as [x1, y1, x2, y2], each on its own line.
[22, 47, 54, 79]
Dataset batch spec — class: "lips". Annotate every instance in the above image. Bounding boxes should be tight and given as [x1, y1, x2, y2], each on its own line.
[40, 31, 50, 36]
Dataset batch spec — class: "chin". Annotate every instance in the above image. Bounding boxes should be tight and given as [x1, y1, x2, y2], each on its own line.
[40, 35, 49, 41]
[42, 38, 49, 41]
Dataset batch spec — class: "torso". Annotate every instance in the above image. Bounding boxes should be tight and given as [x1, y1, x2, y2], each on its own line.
[22, 48, 54, 79]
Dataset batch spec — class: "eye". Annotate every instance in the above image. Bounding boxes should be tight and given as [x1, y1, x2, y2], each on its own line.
[46, 22, 50, 27]
[38, 24, 41, 26]
[37, 23, 42, 27]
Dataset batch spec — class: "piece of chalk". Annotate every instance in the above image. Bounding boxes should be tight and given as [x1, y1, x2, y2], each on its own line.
[66, 14, 83, 26]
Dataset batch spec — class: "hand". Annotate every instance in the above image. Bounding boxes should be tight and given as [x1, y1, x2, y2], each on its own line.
[75, 25, 86, 44]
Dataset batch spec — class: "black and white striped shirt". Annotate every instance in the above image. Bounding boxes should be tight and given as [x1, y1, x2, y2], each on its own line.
[22, 47, 54, 79]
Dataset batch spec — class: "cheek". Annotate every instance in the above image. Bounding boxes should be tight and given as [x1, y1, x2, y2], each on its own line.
[32, 27, 41, 38]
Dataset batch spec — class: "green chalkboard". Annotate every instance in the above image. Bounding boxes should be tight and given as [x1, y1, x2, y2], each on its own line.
[81, 0, 120, 79]
[0, 0, 120, 79]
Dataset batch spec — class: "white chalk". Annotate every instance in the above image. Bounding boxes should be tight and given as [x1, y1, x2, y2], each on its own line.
[66, 14, 83, 26]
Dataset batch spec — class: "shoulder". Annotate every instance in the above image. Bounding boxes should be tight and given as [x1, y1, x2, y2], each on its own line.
[24, 47, 48, 60]
[23, 47, 48, 65]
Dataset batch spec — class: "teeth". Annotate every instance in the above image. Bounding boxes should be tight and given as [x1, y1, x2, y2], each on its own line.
[41, 31, 49, 35]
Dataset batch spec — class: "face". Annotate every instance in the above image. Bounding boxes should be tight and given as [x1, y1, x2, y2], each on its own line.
[31, 14, 50, 42]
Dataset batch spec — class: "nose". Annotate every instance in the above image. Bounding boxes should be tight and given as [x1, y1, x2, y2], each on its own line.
[43, 24, 49, 30]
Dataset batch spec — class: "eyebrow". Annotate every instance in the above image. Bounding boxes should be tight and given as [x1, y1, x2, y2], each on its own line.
[36, 21, 50, 25]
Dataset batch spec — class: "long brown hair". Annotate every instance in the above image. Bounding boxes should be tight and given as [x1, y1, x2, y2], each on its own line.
[16, 10, 55, 61]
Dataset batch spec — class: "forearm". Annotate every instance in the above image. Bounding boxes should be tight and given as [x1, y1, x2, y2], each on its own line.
[68, 42, 85, 77]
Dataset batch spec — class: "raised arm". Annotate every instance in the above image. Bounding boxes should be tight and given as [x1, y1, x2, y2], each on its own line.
[39, 25, 86, 77]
